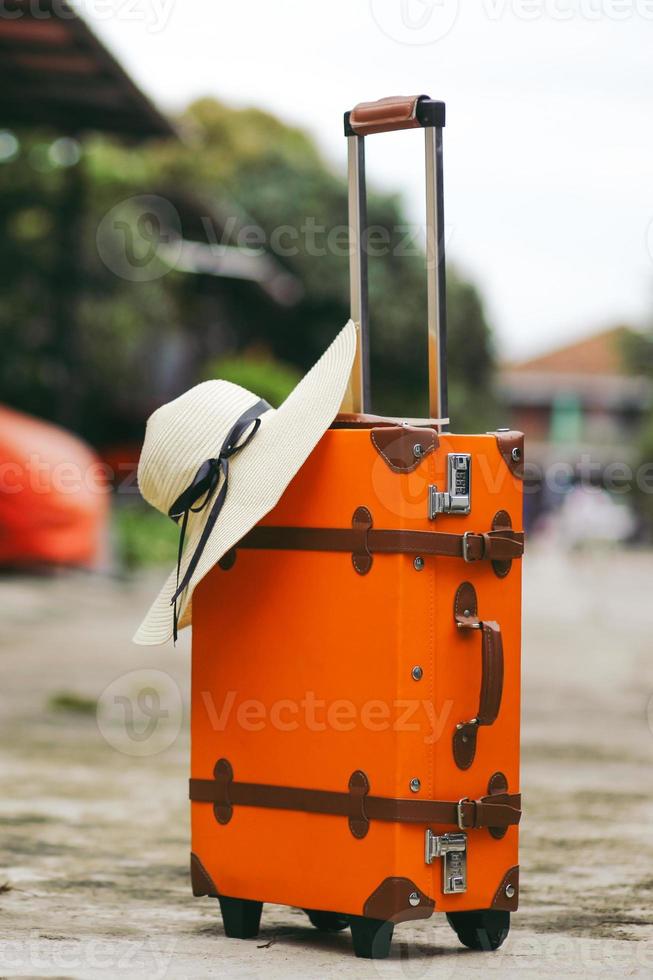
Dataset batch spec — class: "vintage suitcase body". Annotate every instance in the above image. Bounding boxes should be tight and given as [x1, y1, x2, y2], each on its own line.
[189, 95, 524, 959]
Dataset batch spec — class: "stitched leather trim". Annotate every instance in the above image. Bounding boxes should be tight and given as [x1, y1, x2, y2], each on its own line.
[363, 877, 435, 923]
[487, 772, 509, 839]
[237, 525, 524, 563]
[348, 770, 370, 838]
[213, 758, 234, 825]
[352, 507, 373, 575]
[491, 510, 513, 578]
[190, 763, 522, 831]
[370, 426, 438, 473]
[190, 852, 219, 898]
[493, 430, 524, 480]
[452, 720, 478, 771]
[491, 866, 519, 911]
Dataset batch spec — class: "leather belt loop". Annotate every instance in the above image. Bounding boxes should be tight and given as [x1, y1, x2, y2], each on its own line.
[348, 770, 370, 839]
[212, 758, 234, 825]
[351, 506, 373, 575]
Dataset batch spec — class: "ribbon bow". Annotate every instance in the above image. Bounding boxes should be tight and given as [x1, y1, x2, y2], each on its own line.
[167, 397, 271, 641]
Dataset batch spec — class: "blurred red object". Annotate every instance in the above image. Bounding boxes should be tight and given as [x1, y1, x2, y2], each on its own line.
[0, 405, 110, 568]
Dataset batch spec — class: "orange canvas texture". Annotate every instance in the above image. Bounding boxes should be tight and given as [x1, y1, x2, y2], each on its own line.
[190, 427, 522, 919]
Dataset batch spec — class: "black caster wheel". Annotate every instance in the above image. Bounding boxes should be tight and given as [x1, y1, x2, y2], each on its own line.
[446, 909, 510, 951]
[218, 895, 263, 939]
[304, 909, 350, 932]
[349, 915, 394, 959]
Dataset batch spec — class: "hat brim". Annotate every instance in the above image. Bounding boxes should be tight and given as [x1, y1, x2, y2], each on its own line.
[133, 319, 357, 645]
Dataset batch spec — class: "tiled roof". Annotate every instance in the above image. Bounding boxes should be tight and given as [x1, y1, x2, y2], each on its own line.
[505, 326, 632, 377]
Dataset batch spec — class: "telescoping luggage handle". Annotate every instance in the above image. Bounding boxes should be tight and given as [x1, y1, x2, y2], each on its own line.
[342, 95, 448, 426]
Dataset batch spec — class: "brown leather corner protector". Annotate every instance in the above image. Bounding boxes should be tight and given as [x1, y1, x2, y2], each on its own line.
[493, 430, 524, 479]
[487, 771, 509, 839]
[213, 758, 234, 825]
[491, 511, 513, 579]
[348, 770, 370, 839]
[363, 877, 435, 923]
[190, 852, 219, 898]
[352, 506, 373, 575]
[491, 866, 519, 911]
[371, 426, 438, 474]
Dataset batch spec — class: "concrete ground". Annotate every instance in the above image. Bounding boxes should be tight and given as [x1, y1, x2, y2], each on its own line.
[1, 545, 652, 978]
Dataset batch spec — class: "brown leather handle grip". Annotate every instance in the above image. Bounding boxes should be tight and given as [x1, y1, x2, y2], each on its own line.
[452, 583, 504, 770]
[477, 621, 504, 725]
[345, 94, 445, 137]
[348, 95, 424, 136]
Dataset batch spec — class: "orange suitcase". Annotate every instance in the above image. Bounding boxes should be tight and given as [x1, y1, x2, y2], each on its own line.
[189, 95, 524, 959]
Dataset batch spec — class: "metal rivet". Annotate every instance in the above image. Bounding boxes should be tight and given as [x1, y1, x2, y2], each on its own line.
[409, 778, 421, 793]
[413, 443, 424, 459]
[505, 884, 515, 899]
[408, 891, 420, 907]
[456, 723, 463, 730]
[461, 735, 468, 743]
[411, 665, 423, 681]
[413, 557, 425, 571]
[463, 609, 471, 617]
[511, 447, 521, 462]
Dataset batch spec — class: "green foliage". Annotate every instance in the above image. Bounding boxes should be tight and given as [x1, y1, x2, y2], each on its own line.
[114, 505, 179, 570]
[203, 354, 301, 408]
[48, 692, 96, 715]
[0, 98, 498, 445]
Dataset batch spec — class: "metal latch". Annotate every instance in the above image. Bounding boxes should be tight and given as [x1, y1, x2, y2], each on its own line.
[428, 453, 471, 518]
[424, 831, 467, 894]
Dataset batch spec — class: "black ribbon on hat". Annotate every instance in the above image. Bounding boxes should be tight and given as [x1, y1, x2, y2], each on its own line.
[167, 397, 271, 641]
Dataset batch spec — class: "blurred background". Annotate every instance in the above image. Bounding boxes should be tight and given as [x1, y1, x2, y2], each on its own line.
[1, 1, 652, 975]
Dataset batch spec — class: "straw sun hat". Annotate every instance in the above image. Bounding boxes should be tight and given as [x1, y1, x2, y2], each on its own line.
[133, 320, 356, 645]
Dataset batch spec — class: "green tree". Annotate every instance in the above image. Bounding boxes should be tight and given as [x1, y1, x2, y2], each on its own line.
[0, 98, 498, 444]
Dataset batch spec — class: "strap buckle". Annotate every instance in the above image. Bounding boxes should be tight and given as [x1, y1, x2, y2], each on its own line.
[457, 797, 476, 829]
[461, 532, 482, 563]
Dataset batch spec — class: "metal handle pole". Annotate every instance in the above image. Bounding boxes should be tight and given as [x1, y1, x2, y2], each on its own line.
[425, 125, 448, 424]
[343, 133, 370, 414]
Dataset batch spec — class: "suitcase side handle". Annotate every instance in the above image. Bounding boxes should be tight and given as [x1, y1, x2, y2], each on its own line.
[453, 582, 505, 770]
[341, 93, 448, 425]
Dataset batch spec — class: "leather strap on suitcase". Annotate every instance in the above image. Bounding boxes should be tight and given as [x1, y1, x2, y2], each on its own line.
[190, 761, 522, 833]
[234, 524, 523, 564]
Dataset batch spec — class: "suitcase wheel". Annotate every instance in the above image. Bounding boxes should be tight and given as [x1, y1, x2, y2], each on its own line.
[218, 895, 263, 939]
[349, 915, 394, 959]
[303, 909, 350, 932]
[446, 910, 510, 951]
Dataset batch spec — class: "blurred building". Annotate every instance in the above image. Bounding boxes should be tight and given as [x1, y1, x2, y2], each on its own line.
[500, 326, 652, 534]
